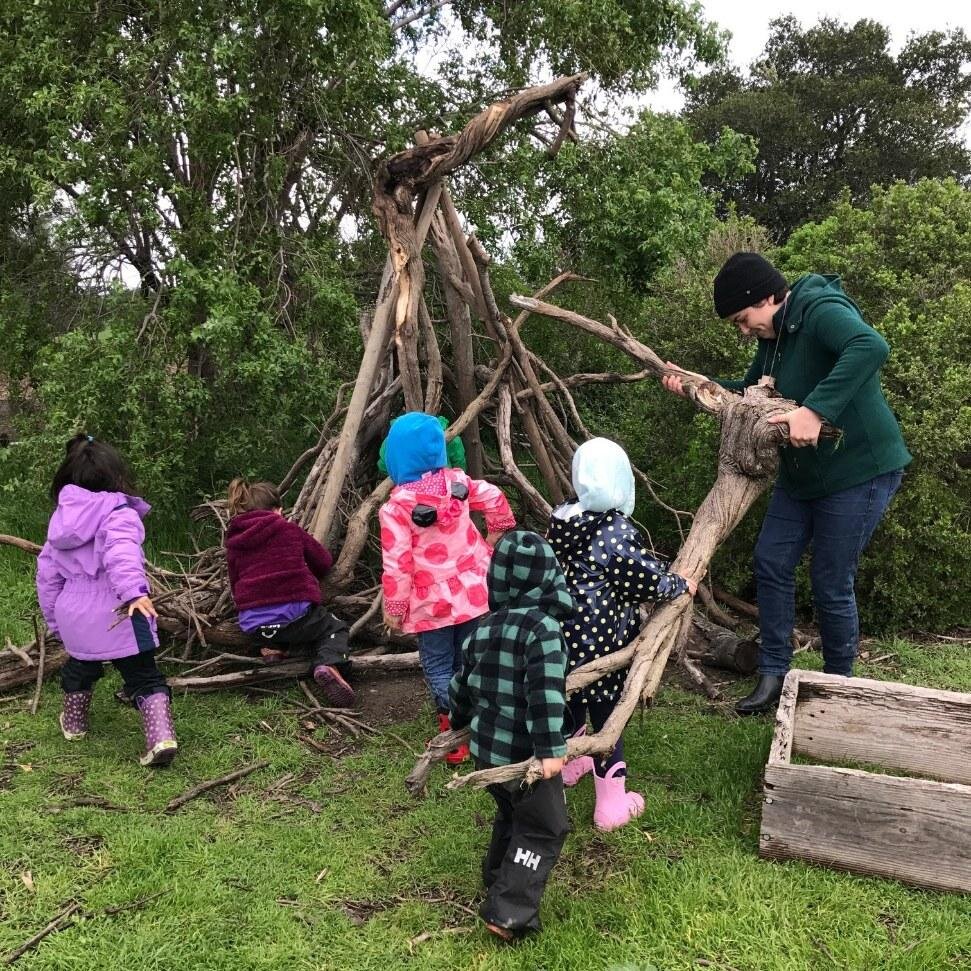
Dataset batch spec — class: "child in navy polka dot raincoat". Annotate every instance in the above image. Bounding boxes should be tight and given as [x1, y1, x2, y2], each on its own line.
[547, 438, 696, 831]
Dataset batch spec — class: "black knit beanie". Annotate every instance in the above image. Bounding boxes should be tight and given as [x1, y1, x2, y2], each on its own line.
[713, 252, 787, 318]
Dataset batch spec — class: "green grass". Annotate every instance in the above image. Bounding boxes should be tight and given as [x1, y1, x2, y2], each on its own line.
[2, 653, 970, 971]
[2, 508, 970, 970]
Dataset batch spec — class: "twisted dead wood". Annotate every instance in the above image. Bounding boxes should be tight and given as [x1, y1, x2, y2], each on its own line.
[406, 296, 830, 793]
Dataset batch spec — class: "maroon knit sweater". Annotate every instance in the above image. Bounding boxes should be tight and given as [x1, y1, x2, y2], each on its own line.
[225, 510, 333, 610]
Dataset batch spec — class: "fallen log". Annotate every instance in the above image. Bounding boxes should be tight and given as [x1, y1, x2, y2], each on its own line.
[686, 615, 758, 675]
[168, 651, 421, 693]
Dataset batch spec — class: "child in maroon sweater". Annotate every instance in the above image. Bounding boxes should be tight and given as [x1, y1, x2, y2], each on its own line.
[224, 478, 354, 707]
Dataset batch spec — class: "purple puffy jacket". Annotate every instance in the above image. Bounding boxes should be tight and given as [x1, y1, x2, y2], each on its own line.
[36, 485, 158, 661]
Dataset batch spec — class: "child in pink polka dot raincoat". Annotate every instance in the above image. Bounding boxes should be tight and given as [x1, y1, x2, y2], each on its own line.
[379, 412, 516, 763]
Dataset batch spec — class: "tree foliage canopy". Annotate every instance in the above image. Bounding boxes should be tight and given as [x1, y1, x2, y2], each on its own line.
[1, 6, 968, 632]
[684, 17, 971, 238]
[0, 0, 722, 505]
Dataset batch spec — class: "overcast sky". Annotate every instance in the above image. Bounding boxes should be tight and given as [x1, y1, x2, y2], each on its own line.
[649, 0, 971, 113]
[702, 0, 970, 66]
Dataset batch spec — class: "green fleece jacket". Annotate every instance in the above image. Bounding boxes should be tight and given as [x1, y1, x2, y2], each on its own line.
[721, 274, 911, 500]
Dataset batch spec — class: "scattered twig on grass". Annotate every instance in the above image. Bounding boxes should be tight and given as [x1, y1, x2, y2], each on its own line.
[1, 901, 81, 965]
[867, 653, 898, 665]
[29, 620, 45, 716]
[408, 927, 473, 951]
[1, 890, 173, 965]
[296, 681, 419, 752]
[297, 733, 331, 755]
[102, 890, 171, 915]
[266, 792, 324, 814]
[262, 772, 297, 794]
[48, 796, 131, 813]
[164, 760, 269, 813]
[677, 655, 724, 701]
[914, 629, 971, 644]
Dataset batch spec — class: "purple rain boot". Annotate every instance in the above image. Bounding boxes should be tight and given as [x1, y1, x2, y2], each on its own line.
[561, 724, 595, 788]
[312, 664, 356, 708]
[59, 691, 92, 740]
[592, 762, 645, 832]
[137, 692, 178, 767]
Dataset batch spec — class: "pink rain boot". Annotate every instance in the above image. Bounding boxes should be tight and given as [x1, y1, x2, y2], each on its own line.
[561, 725, 594, 788]
[59, 691, 92, 740]
[592, 762, 645, 832]
[313, 664, 356, 707]
[137, 692, 178, 767]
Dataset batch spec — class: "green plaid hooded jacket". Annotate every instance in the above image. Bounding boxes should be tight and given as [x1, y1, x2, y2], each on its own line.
[449, 530, 575, 767]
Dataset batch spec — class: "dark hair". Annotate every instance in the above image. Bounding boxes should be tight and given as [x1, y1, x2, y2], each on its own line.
[772, 287, 789, 304]
[50, 434, 135, 502]
[227, 477, 281, 517]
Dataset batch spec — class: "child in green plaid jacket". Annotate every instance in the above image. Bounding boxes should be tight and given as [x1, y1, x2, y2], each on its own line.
[449, 529, 575, 940]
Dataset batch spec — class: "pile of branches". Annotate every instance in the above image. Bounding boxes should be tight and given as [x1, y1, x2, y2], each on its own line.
[1, 76, 804, 768]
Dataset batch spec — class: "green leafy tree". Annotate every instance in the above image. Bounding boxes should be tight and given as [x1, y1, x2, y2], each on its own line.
[0, 0, 724, 508]
[684, 18, 971, 238]
[517, 112, 754, 288]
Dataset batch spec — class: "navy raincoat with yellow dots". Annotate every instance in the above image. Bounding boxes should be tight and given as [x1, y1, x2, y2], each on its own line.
[546, 438, 688, 705]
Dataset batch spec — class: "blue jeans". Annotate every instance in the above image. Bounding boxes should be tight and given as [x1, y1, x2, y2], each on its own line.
[418, 618, 480, 712]
[754, 471, 904, 677]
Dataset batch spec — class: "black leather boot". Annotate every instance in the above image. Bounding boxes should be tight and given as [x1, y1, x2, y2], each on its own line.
[735, 675, 784, 716]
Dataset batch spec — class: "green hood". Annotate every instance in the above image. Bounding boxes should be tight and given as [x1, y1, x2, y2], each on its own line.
[487, 529, 575, 619]
[779, 274, 865, 335]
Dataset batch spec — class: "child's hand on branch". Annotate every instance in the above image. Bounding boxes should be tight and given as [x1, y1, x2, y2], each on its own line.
[541, 756, 565, 779]
[383, 609, 403, 632]
[127, 595, 157, 619]
[683, 576, 698, 597]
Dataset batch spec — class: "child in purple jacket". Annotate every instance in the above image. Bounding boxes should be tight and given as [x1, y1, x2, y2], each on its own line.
[224, 478, 355, 707]
[36, 434, 177, 767]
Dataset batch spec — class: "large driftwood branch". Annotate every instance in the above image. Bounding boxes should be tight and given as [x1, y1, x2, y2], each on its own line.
[306, 180, 443, 545]
[407, 297, 828, 794]
[306, 77, 585, 549]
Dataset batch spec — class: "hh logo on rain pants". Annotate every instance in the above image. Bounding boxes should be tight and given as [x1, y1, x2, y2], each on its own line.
[513, 847, 541, 871]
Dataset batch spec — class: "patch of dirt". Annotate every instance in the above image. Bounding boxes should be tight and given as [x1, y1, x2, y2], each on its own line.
[350, 668, 427, 728]
[337, 898, 395, 925]
[335, 887, 476, 927]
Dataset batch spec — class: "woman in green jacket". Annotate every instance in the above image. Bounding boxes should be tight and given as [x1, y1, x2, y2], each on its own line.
[663, 252, 910, 714]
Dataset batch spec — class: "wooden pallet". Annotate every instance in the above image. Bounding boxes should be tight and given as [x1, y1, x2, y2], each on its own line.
[759, 670, 971, 893]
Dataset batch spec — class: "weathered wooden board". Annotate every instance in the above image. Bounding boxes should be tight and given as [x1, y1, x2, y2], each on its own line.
[767, 669, 800, 766]
[790, 672, 971, 786]
[760, 762, 971, 893]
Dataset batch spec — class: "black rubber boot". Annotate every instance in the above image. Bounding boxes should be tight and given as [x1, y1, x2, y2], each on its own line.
[735, 674, 784, 716]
